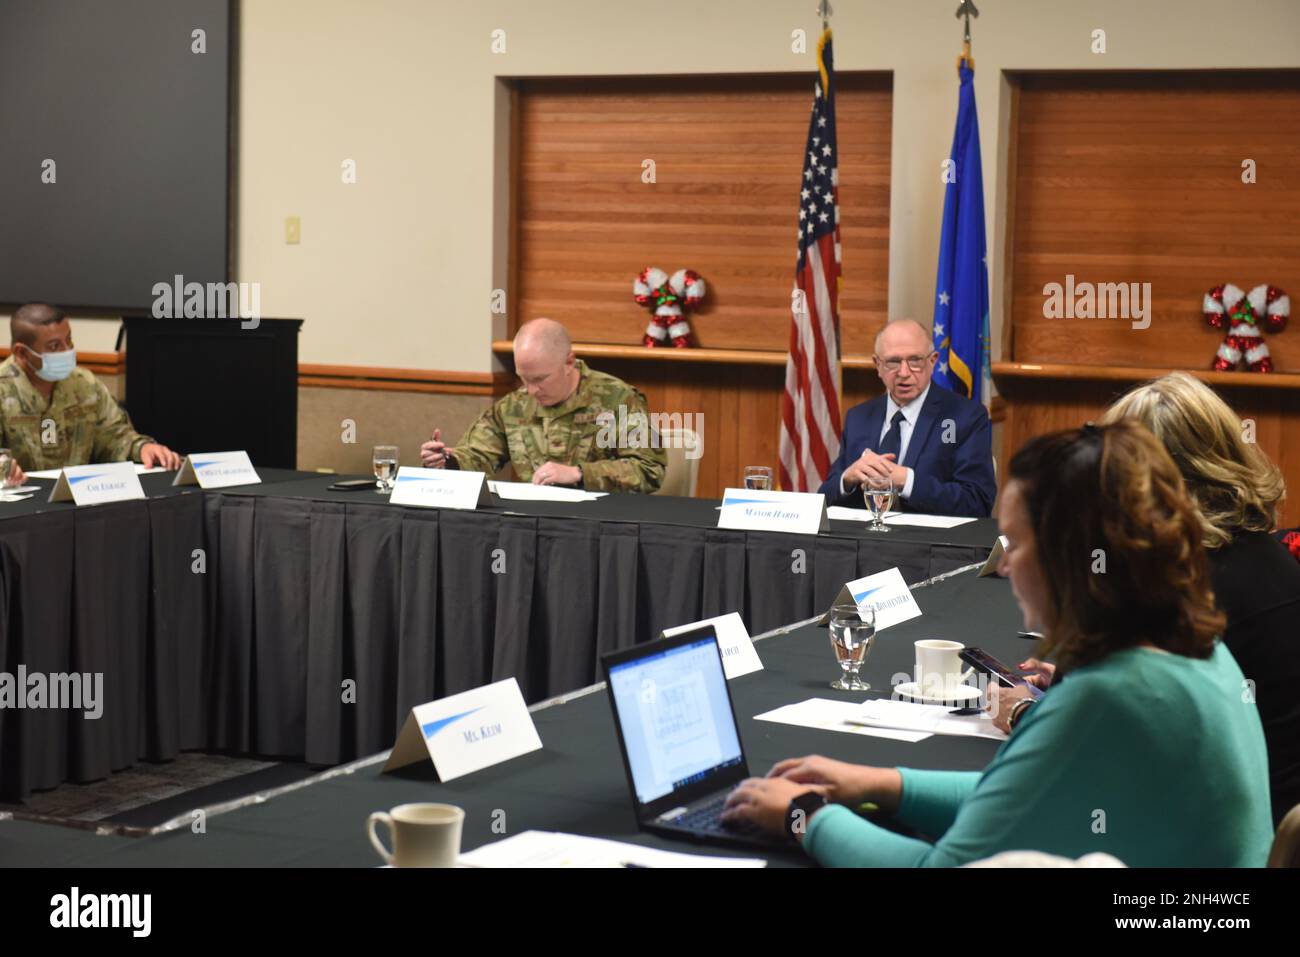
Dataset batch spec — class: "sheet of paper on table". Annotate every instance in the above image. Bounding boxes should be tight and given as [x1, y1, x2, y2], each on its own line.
[458, 830, 767, 868]
[754, 698, 931, 743]
[826, 506, 975, 528]
[25, 464, 169, 480]
[848, 699, 1005, 741]
[487, 480, 607, 503]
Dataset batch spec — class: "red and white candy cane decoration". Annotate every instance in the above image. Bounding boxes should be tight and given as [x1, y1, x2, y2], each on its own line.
[633, 267, 707, 347]
[1203, 283, 1289, 373]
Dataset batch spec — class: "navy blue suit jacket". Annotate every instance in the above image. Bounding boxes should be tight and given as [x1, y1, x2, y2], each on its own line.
[818, 385, 996, 517]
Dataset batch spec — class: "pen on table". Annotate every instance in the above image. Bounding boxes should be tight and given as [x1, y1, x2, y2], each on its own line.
[620, 861, 651, 868]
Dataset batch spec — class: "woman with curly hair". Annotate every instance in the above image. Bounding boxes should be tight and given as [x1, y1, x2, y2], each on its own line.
[720, 421, 1272, 866]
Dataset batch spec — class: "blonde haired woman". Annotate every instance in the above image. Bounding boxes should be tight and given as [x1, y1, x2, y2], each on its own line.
[1098, 373, 1299, 826]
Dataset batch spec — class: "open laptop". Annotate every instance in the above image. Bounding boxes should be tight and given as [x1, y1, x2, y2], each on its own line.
[601, 625, 784, 849]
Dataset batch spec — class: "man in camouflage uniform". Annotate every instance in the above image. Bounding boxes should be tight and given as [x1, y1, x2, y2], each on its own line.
[0, 303, 182, 476]
[420, 318, 666, 493]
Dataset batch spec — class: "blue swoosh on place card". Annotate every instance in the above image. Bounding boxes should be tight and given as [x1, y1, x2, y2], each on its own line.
[852, 584, 886, 604]
[421, 706, 485, 739]
[191, 459, 221, 468]
[722, 497, 774, 506]
[396, 474, 440, 483]
[68, 473, 109, 484]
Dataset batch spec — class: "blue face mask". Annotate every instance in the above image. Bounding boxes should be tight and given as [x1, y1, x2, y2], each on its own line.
[32, 348, 77, 382]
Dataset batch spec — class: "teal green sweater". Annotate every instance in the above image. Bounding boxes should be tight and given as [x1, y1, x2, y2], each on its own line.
[804, 643, 1273, 867]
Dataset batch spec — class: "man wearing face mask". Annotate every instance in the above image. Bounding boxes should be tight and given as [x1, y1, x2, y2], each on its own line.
[0, 303, 182, 474]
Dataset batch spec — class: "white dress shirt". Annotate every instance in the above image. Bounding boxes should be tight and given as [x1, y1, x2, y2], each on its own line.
[840, 382, 931, 500]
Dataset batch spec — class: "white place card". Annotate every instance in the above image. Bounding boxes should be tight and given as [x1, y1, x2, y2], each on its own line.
[172, 451, 261, 489]
[389, 466, 493, 510]
[383, 677, 542, 781]
[716, 487, 828, 535]
[47, 462, 146, 506]
[663, 612, 763, 680]
[979, 535, 1008, 577]
[821, 566, 922, 630]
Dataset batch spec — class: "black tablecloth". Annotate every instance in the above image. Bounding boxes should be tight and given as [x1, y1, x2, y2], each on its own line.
[0, 568, 1026, 866]
[0, 473, 997, 797]
[0, 469, 303, 799]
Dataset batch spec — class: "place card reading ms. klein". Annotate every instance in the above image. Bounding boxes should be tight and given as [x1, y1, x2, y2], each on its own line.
[48, 461, 146, 506]
[172, 451, 261, 489]
[716, 487, 829, 535]
[389, 465, 493, 510]
[383, 677, 542, 781]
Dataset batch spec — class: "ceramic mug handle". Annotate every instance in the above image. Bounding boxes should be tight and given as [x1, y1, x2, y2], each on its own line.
[367, 812, 395, 865]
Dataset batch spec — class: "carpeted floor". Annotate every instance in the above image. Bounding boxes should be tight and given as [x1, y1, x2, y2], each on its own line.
[0, 753, 326, 829]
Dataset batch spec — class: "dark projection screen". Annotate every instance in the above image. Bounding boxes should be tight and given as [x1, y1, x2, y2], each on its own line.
[0, 0, 231, 311]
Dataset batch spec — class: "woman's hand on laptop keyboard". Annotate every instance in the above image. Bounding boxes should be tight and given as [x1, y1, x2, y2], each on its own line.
[767, 755, 903, 813]
[721, 776, 822, 838]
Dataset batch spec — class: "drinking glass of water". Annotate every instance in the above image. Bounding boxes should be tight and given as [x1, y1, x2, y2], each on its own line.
[864, 475, 894, 532]
[743, 466, 773, 490]
[0, 449, 14, 502]
[373, 445, 399, 493]
[828, 601, 875, 691]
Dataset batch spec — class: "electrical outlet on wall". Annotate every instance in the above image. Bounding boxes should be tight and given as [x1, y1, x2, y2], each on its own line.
[285, 216, 301, 244]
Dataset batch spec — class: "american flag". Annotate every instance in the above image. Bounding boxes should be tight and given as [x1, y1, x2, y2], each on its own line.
[779, 29, 843, 493]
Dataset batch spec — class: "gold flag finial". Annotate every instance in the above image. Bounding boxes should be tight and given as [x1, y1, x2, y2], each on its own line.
[955, 0, 978, 70]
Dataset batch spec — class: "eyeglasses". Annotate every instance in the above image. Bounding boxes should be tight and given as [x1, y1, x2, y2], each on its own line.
[877, 353, 934, 373]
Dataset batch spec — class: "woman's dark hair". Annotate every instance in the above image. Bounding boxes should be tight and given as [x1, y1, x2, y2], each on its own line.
[1007, 419, 1224, 672]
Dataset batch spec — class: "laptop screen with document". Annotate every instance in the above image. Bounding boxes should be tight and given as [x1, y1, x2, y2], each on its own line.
[606, 633, 744, 805]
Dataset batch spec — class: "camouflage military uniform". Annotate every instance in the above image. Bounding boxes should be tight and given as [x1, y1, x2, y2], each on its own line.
[0, 356, 155, 471]
[451, 359, 666, 493]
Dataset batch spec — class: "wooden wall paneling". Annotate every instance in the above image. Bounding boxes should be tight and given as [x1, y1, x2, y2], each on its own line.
[1009, 71, 1300, 372]
[999, 80, 1020, 366]
[512, 73, 892, 356]
[1000, 71, 1300, 529]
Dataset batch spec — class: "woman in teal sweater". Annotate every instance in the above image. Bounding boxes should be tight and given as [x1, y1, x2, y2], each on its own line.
[721, 421, 1274, 867]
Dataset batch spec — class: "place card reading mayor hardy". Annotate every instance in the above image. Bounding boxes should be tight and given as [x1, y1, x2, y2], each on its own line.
[716, 487, 829, 535]
[389, 466, 493, 510]
[48, 461, 146, 506]
[383, 677, 542, 781]
[820, 566, 922, 630]
[663, 612, 763, 679]
[172, 451, 261, 489]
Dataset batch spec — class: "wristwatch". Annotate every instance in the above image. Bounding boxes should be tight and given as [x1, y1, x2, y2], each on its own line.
[787, 791, 829, 842]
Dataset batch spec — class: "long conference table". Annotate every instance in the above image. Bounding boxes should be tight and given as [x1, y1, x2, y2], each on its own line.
[1, 564, 1021, 867]
[0, 468, 996, 800]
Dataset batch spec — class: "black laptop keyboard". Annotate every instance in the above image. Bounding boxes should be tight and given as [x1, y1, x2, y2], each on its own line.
[667, 795, 757, 834]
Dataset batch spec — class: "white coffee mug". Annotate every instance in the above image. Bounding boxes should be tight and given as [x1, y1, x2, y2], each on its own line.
[914, 639, 974, 696]
[367, 803, 464, 868]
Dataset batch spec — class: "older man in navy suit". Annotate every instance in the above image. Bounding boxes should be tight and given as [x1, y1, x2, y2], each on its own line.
[819, 318, 996, 517]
